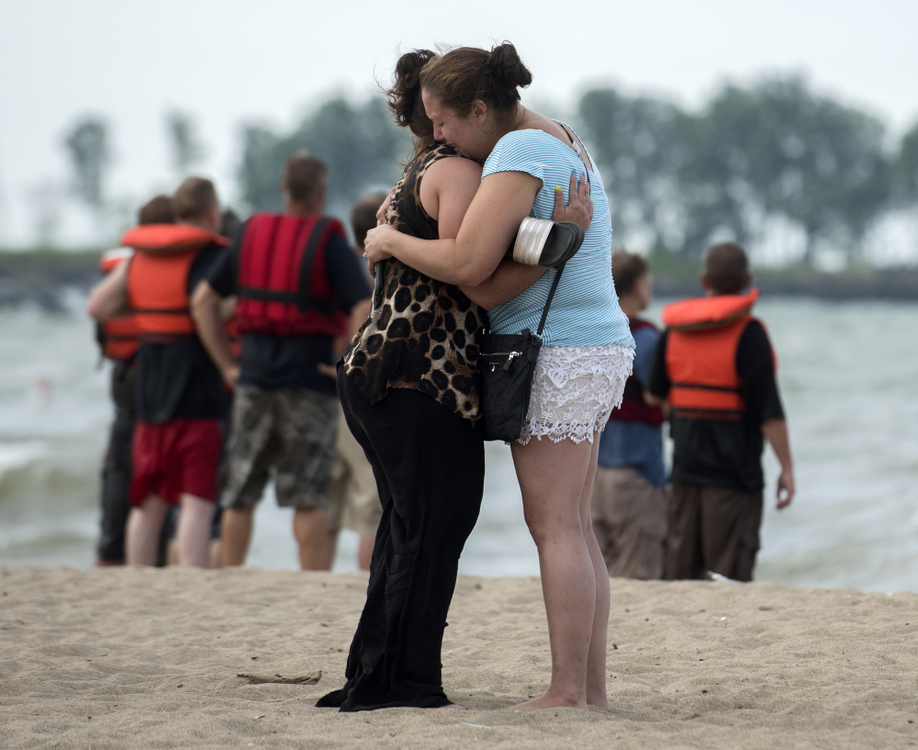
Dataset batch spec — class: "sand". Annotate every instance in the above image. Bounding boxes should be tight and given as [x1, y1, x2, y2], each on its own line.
[1, 566, 916, 749]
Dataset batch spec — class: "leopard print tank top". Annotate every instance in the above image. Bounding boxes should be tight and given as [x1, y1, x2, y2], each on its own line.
[341, 144, 486, 421]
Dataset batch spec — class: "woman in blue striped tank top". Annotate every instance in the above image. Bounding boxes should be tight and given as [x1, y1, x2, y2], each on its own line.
[365, 43, 635, 711]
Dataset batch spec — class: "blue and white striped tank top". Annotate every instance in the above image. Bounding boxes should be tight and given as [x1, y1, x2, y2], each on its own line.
[481, 126, 634, 350]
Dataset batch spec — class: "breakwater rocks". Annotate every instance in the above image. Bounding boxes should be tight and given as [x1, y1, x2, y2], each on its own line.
[0, 250, 101, 313]
[0, 249, 916, 313]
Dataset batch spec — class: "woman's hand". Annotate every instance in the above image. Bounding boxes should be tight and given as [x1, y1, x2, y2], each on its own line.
[551, 172, 592, 232]
[363, 223, 399, 274]
[376, 187, 397, 225]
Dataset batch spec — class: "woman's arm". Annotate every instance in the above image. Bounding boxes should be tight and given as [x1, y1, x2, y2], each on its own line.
[459, 176, 593, 309]
[366, 170, 592, 289]
[366, 170, 541, 286]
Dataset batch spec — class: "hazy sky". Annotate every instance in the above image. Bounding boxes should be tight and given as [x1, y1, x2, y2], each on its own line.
[1, 0, 916, 246]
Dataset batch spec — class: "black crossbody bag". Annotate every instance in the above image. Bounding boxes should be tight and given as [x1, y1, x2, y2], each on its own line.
[478, 265, 565, 442]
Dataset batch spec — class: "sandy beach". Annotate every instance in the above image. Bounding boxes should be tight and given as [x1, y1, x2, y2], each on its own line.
[1, 566, 916, 749]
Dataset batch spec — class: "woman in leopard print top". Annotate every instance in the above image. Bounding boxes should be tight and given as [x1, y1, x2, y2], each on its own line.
[318, 51, 489, 712]
[341, 142, 487, 419]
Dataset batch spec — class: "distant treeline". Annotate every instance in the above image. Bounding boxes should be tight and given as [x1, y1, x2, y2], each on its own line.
[58, 76, 918, 266]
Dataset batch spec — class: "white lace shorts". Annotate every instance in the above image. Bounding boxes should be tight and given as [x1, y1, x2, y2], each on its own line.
[518, 343, 635, 445]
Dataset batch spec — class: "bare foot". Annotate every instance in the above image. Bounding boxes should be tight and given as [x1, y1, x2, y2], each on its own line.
[587, 697, 609, 710]
[513, 694, 587, 710]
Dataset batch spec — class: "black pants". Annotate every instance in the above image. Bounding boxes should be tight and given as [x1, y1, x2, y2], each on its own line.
[317, 372, 485, 711]
[97, 364, 137, 562]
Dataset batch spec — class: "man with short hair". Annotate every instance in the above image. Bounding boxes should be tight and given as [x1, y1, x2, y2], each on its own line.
[88, 177, 232, 567]
[93, 193, 175, 566]
[591, 250, 668, 579]
[647, 242, 795, 582]
[192, 153, 371, 570]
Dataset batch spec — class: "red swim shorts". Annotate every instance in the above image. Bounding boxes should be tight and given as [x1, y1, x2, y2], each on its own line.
[130, 418, 222, 506]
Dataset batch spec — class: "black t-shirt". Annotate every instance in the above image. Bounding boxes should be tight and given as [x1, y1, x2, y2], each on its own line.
[207, 219, 371, 394]
[135, 244, 232, 424]
[648, 319, 785, 493]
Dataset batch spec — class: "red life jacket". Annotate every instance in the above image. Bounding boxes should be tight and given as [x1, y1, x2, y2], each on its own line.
[610, 317, 665, 426]
[662, 289, 775, 421]
[97, 248, 142, 361]
[235, 213, 348, 338]
[122, 224, 229, 344]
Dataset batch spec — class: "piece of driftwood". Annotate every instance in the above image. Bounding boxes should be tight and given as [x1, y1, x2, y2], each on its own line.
[237, 671, 322, 685]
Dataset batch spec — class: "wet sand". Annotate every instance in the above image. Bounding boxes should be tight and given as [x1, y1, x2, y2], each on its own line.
[1, 566, 916, 748]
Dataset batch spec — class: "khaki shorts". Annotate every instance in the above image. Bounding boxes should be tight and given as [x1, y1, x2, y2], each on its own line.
[591, 466, 668, 579]
[664, 483, 763, 582]
[326, 407, 382, 539]
[221, 386, 338, 510]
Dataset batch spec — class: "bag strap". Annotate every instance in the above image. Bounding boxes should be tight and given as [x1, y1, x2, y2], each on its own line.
[536, 264, 565, 336]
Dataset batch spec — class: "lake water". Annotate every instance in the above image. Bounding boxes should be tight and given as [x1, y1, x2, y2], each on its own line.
[1, 296, 917, 593]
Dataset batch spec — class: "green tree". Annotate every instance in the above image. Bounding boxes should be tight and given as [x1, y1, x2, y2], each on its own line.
[894, 120, 918, 204]
[64, 116, 110, 213]
[165, 110, 206, 178]
[237, 96, 410, 218]
[575, 88, 690, 252]
[691, 77, 890, 264]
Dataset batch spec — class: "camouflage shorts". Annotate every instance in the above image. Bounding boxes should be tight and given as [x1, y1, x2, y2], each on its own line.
[220, 385, 339, 510]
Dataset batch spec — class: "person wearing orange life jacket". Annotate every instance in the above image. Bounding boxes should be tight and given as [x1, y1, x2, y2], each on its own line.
[590, 251, 669, 580]
[94, 194, 173, 567]
[87, 177, 233, 568]
[646, 242, 794, 582]
[192, 153, 371, 570]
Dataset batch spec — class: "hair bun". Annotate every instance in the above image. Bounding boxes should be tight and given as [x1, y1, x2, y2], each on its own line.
[395, 49, 437, 85]
[487, 42, 533, 90]
[388, 49, 437, 131]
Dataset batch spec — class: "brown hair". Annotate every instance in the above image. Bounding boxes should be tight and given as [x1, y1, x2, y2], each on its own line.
[703, 242, 750, 295]
[420, 42, 532, 129]
[351, 192, 388, 247]
[611, 250, 648, 297]
[137, 194, 174, 225]
[387, 49, 439, 161]
[283, 152, 327, 203]
[173, 177, 218, 222]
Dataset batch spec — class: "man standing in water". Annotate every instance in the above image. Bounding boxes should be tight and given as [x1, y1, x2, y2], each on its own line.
[88, 177, 232, 567]
[591, 251, 668, 579]
[647, 242, 795, 581]
[192, 153, 370, 570]
[94, 194, 174, 566]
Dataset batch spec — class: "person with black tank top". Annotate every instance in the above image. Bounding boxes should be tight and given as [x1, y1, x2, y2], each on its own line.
[317, 49, 590, 713]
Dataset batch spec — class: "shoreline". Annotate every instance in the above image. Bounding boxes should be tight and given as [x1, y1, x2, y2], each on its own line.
[2, 566, 916, 748]
[1, 249, 917, 312]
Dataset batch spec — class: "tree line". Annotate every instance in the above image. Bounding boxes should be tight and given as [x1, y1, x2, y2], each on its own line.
[61, 76, 918, 266]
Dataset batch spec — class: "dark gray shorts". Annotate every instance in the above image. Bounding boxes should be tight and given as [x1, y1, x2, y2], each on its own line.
[220, 385, 338, 510]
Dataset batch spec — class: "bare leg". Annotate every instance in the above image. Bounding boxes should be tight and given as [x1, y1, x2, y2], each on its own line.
[294, 507, 328, 571]
[126, 495, 170, 566]
[580, 434, 610, 708]
[221, 507, 255, 566]
[208, 539, 223, 569]
[174, 494, 215, 568]
[325, 528, 340, 571]
[357, 535, 374, 572]
[511, 436, 597, 709]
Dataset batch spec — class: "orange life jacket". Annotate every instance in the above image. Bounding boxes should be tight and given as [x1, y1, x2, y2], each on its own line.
[97, 248, 141, 361]
[121, 224, 230, 254]
[662, 289, 774, 421]
[122, 224, 229, 343]
[235, 213, 348, 338]
[127, 250, 200, 342]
